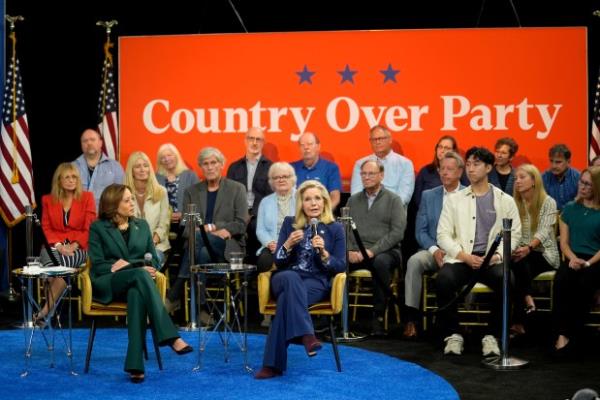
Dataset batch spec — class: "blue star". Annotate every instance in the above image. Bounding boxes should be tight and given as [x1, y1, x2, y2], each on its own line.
[337, 64, 357, 84]
[380, 63, 400, 83]
[296, 65, 316, 84]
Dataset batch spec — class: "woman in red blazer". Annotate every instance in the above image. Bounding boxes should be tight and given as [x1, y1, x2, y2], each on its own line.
[37, 162, 96, 323]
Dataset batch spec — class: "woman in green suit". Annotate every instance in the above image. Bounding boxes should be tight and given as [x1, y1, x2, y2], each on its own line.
[88, 183, 192, 383]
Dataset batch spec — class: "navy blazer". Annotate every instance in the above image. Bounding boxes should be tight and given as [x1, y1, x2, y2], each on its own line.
[274, 216, 346, 288]
[226, 155, 273, 214]
[415, 184, 463, 250]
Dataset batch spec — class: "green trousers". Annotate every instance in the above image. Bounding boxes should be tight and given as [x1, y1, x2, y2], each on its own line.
[111, 268, 179, 373]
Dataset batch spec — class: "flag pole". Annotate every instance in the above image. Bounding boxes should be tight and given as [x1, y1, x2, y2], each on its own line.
[95, 20, 117, 119]
[4, 15, 25, 302]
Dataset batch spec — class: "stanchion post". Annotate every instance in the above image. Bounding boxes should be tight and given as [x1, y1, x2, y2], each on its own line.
[483, 218, 529, 370]
[183, 203, 202, 332]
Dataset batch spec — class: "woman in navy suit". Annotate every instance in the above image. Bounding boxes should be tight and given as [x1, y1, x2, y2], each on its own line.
[255, 180, 346, 379]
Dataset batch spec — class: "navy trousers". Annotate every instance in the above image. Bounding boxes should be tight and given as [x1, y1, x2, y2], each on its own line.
[262, 270, 329, 371]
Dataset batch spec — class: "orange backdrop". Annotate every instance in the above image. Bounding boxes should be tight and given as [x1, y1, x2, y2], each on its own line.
[119, 28, 587, 189]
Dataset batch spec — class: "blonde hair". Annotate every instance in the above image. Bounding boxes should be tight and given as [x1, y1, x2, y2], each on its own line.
[50, 163, 83, 201]
[156, 143, 188, 176]
[575, 166, 600, 209]
[125, 151, 165, 203]
[293, 180, 335, 229]
[513, 164, 548, 234]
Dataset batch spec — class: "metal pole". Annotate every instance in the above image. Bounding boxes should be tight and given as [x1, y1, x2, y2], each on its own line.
[335, 207, 366, 343]
[183, 203, 201, 332]
[483, 218, 528, 370]
[23, 206, 34, 328]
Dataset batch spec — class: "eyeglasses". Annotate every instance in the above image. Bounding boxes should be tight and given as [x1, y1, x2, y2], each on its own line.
[369, 136, 389, 143]
[272, 175, 291, 181]
[579, 179, 593, 188]
[246, 137, 264, 143]
[360, 172, 380, 178]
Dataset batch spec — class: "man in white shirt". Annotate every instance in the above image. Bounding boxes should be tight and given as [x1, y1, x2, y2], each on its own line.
[350, 125, 415, 207]
[436, 147, 521, 357]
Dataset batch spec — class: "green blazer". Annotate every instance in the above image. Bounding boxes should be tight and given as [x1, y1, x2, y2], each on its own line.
[88, 218, 159, 304]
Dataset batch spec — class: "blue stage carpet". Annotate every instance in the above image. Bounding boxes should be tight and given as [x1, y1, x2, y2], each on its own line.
[0, 328, 457, 400]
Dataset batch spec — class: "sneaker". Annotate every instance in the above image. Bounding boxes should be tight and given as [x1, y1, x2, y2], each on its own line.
[443, 333, 464, 355]
[482, 335, 500, 357]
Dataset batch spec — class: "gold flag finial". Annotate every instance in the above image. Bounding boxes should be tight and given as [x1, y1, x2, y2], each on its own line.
[5, 15, 24, 30]
[96, 20, 118, 66]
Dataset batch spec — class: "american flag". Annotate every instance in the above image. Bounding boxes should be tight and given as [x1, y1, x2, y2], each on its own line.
[591, 68, 600, 162]
[97, 58, 119, 160]
[0, 57, 35, 227]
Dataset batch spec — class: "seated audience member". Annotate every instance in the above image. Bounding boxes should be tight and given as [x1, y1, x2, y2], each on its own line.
[542, 144, 580, 211]
[553, 166, 600, 355]
[350, 125, 414, 208]
[591, 155, 600, 167]
[404, 151, 464, 338]
[37, 163, 96, 325]
[436, 147, 521, 356]
[227, 127, 273, 263]
[256, 162, 297, 273]
[510, 164, 559, 336]
[291, 132, 342, 209]
[412, 135, 462, 207]
[166, 147, 248, 315]
[346, 160, 405, 336]
[73, 128, 124, 211]
[255, 180, 346, 379]
[125, 151, 171, 265]
[155, 143, 199, 225]
[489, 137, 518, 195]
[255, 162, 297, 327]
[88, 184, 192, 383]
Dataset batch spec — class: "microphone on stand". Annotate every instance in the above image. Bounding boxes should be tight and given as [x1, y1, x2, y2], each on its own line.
[310, 218, 321, 255]
[143, 252, 153, 267]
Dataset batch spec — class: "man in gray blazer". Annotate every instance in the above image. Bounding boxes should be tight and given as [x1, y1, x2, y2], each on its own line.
[347, 159, 406, 336]
[166, 147, 248, 314]
[403, 151, 464, 338]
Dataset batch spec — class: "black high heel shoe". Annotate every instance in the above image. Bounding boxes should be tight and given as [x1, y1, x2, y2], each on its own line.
[129, 372, 145, 383]
[170, 338, 193, 355]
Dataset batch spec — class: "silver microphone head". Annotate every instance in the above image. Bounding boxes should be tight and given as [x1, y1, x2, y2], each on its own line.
[144, 252, 153, 266]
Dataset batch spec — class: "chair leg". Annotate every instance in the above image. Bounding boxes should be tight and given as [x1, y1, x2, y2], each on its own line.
[328, 316, 342, 372]
[143, 341, 149, 360]
[149, 328, 163, 370]
[84, 318, 97, 373]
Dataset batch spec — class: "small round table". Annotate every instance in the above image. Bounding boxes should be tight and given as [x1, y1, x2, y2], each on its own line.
[190, 263, 256, 373]
[13, 266, 79, 377]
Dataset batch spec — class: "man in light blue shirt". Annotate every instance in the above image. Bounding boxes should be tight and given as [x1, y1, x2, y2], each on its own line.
[350, 125, 414, 207]
[73, 128, 124, 211]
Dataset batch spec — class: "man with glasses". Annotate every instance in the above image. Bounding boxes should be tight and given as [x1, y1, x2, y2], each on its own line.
[542, 144, 580, 211]
[227, 127, 273, 263]
[346, 159, 406, 336]
[350, 125, 415, 208]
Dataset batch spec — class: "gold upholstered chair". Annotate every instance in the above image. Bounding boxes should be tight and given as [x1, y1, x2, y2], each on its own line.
[80, 259, 168, 373]
[257, 270, 346, 372]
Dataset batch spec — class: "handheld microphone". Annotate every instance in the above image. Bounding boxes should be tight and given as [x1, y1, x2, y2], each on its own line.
[144, 252, 153, 267]
[310, 218, 321, 255]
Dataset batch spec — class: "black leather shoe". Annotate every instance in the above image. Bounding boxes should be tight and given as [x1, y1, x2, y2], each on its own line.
[371, 316, 386, 337]
[130, 373, 145, 383]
